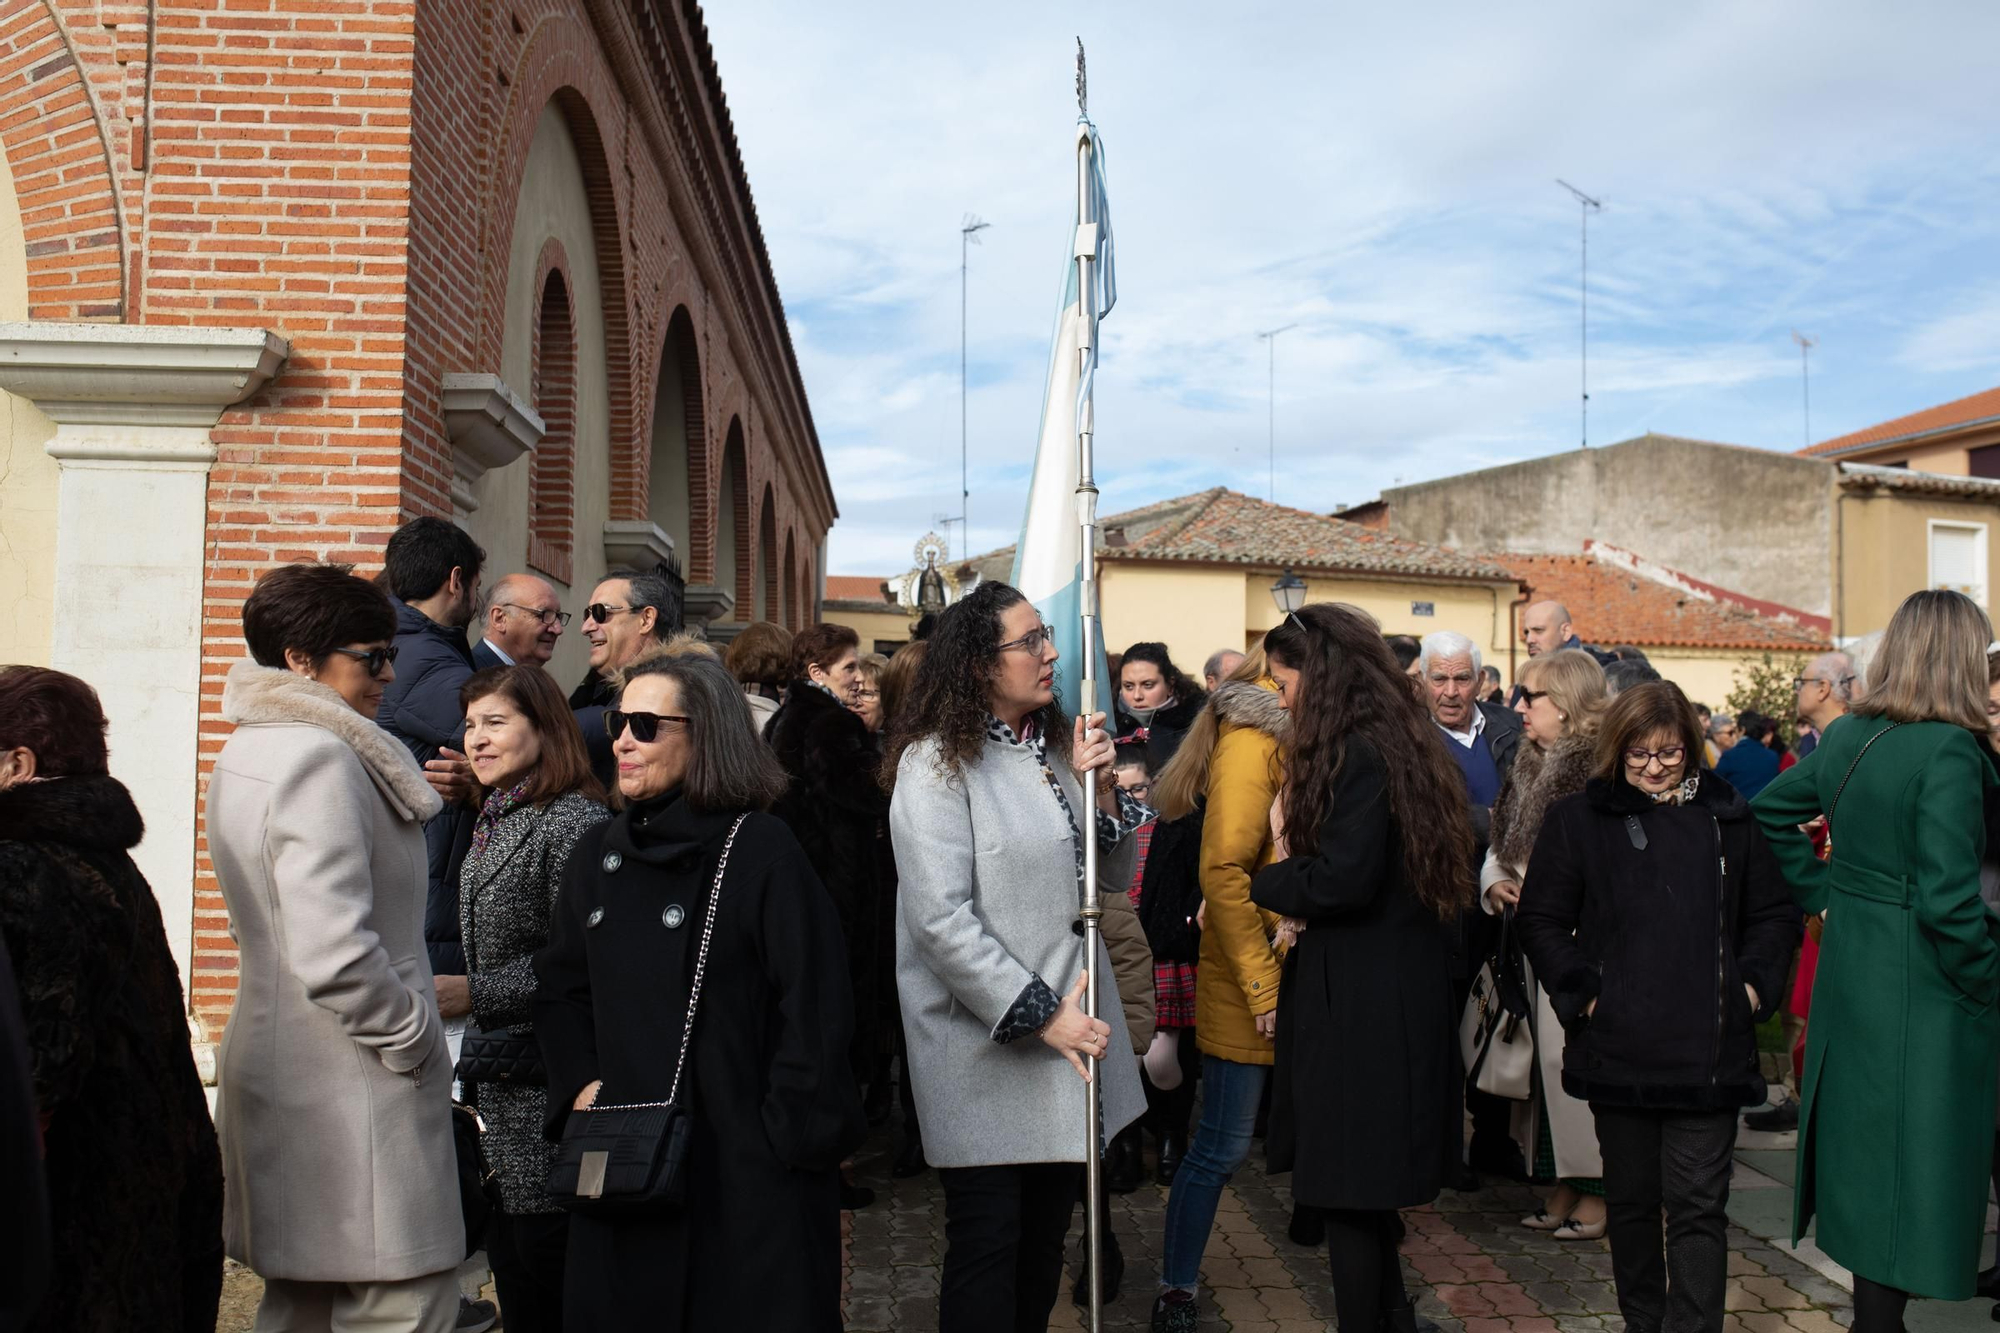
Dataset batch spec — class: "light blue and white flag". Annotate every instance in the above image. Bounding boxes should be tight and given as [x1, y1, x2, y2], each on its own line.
[1011, 119, 1115, 720]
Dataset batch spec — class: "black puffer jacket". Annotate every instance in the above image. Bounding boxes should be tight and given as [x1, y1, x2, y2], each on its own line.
[1515, 770, 1802, 1111]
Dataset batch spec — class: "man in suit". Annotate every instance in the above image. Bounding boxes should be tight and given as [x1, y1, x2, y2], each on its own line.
[472, 573, 569, 671]
[1420, 630, 1526, 1186]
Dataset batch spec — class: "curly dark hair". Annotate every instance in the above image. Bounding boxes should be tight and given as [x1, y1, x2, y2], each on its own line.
[1263, 604, 1474, 922]
[880, 581, 1070, 788]
[1117, 641, 1204, 709]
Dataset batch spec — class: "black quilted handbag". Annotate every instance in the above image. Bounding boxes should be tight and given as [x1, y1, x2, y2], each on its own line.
[454, 1026, 546, 1087]
[545, 815, 744, 1217]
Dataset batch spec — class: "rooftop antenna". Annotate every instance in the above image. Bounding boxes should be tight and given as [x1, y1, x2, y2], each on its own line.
[945, 213, 990, 554]
[1791, 330, 1816, 450]
[1258, 324, 1297, 501]
[1556, 179, 1603, 448]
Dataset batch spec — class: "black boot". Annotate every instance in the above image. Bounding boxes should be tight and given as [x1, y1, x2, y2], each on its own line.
[1980, 1262, 2000, 1301]
[1288, 1202, 1325, 1247]
[839, 1178, 876, 1211]
[1382, 1289, 1441, 1333]
[1151, 1288, 1198, 1332]
[1107, 1126, 1143, 1194]
[1155, 1129, 1185, 1186]
[1072, 1226, 1125, 1305]
[892, 1129, 928, 1179]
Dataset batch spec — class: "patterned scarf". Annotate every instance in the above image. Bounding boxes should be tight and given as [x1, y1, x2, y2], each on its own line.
[1647, 772, 1701, 806]
[471, 776, 533, 859]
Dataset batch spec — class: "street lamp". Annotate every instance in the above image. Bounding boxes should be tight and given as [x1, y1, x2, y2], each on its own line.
[1270, 567, 1307, 615]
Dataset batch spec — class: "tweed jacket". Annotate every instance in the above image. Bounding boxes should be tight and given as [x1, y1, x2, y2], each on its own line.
[891, 726, 1148, 1168]
[206, 660, 462, 1282]
[459, 788, 609, 1215]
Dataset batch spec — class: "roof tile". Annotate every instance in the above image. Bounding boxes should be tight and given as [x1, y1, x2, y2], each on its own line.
[1802, 384, 2000, 457]
[1500, 553, 1828, 652]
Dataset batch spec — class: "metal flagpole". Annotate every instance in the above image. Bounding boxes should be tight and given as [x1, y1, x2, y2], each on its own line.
[1072, 38, 1106, 1333]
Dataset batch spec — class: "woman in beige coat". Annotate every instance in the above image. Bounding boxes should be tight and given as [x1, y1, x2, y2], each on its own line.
[206, 563, 464, 1333]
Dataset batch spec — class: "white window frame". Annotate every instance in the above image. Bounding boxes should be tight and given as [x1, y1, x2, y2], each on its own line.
[1928, 518, 1989, 607]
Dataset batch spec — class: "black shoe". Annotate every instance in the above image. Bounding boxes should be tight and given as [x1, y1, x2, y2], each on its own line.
[1107, 1127, 1144, 1194]
[1381, 1294, 1440, 1333]
[1287, 1203, 1325, 1248]
[1467, 1134, 1529, 1182]
[455, 1297, 498, 1333]
[839, 1179, 877, 1211]
[892, 1132, 928, 1179]
[1072, 1228, 1126, 1305]
[1449, 1164, 1482, 1193]
[1155, 1131, 1185, 1186]
[1980, 1263, 2000, 1301]
[1744, 1095, 1799, 1132]
[1151, 1288, 1198, 1332]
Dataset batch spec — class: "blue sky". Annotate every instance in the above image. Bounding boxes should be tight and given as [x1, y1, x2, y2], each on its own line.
[702, 2, 2000, 576]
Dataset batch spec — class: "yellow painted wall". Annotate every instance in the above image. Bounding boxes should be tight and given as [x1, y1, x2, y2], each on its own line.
[824, 605, 914, 656]
[1844, 437, 1973, 475]
[0, 138, 57, 665]
[484, 102, 613, 687]
[1837, 491, 2000, 638]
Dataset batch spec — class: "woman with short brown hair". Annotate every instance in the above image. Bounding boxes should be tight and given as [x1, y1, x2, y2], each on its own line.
[453, 665, 609, 1332]
[1518, 681, 1798, 1333]
[723, 620, 793, 736]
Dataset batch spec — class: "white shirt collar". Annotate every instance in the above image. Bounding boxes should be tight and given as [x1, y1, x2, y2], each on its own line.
[480, 638, 516, 666]
[1437, 705, 1487, 748]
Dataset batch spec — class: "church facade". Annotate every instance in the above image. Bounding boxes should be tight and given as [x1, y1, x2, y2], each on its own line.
[0, 0, 832, 1041]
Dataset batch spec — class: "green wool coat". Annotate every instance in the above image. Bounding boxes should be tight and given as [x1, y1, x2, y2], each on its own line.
[1754, 714, 2000, 1299]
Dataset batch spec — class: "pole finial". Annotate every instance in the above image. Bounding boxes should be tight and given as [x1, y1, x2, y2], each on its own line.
[1076, 39, 1087, 117]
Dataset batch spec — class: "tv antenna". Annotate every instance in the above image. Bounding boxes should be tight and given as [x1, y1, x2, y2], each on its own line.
[1556, 179, 1604, 448]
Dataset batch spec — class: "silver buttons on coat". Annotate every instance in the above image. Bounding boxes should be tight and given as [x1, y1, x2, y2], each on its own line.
[603, 852, 623, 873]
[586, 908, 604, 928]
[663, 904, 686, 930]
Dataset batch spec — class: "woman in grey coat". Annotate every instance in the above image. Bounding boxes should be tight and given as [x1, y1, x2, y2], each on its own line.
[453, 665, 608, 1333]
[885, 581, 1151, 1333]
[205, 563, 463, 1333]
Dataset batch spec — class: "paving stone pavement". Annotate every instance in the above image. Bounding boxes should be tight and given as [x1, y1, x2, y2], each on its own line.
[838, 1114, 1995, 1333]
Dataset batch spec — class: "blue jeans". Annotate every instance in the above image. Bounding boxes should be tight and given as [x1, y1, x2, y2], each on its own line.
[1159, 1054, 1269, 1290]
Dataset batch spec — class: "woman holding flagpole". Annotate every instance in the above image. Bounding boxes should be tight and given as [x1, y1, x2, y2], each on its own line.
[885, 582, 1151, 1333]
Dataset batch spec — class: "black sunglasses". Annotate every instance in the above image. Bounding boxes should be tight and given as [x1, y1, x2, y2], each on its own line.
[328, 645, 398, 678]
[1518, 688, 1550, 704]
[606, 709, 691, 743]
[584, 603, 641, 625]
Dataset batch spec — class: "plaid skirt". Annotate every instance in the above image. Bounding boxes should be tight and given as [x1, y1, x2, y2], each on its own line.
[1154, 960, 1197, 1029]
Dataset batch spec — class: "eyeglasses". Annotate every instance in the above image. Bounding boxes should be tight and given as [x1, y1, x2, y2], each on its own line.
[502, 603, 572, 628]
[997, 623, 1054, 656]
[606, 710, 691, 743]
[1623, 745, 1688, 768]
[1120, 780, 1152, 798]
[855, 688, 882, 701]
[1518, 689, 1550, 704]
[1791, 675, 1855, 690]
[328, 645, 398, 678]
[583, 603, 639, 625]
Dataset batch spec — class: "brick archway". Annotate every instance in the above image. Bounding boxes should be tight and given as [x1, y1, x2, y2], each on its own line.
[643, 305, 707, 577]
[0, 1, 125, 318]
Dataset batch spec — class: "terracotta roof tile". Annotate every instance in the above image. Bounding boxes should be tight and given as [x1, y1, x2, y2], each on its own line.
[824, 575, 889, 603]
[1802, 384, 2000, 457]
[1499, 553, 1829, 652]
[1836, 461, 2000, 499]
[961, 487, 1513, 584]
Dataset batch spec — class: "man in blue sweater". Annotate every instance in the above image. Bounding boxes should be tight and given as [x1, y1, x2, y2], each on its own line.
[1714, 708, 1781, 799]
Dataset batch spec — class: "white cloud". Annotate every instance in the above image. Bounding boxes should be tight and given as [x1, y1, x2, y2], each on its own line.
[704, 1, 2000, 573]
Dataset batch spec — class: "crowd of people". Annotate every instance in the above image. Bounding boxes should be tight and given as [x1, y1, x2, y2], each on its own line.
[3, 518, 2000, 1333]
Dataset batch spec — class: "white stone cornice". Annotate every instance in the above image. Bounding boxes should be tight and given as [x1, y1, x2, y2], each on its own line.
[442, 372, 543, 514]
[602, 519, 677, 573]
[0, 322, 288, 432]
[683, 582, 736, 627]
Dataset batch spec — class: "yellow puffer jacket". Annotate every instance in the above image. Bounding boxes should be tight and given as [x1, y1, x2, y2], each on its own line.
[1194, 680, 1288, 1065]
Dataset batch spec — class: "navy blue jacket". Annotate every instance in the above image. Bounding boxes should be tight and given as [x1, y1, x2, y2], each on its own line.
[1713, 738, 1781, 801]
[377, 600, 476, 976]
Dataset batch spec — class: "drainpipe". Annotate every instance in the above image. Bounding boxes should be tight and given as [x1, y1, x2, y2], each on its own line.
[1507, 583, 1531, 686]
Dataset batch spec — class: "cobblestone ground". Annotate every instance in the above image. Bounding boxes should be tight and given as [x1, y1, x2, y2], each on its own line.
[218, 1108, 1998, 1332]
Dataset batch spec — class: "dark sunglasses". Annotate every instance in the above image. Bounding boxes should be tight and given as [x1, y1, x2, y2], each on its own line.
[328, 645, 398, 678]
[606, 709, 691, 743]
[583, 603, 640, 625]
[1518, 688, 1550, 704]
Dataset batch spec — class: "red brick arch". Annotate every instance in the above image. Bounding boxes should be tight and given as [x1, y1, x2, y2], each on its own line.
[529, 238, 577, 586]
[483, 21, 637, 519]
[641, 304, 708, 577]
[0, 1, 125, 318]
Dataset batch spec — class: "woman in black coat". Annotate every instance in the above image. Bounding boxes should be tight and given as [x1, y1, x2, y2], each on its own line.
[534, 653, 867, 1330]
[0, 667, 223, 1333]
[1113, 641, 1206, 772]
[1516, 682, 1800, 1333]
[1249, 606, 1476, 1333]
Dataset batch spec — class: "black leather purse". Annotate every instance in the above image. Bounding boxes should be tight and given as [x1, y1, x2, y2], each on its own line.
[545, 815, 745, 1217]
[455, 1026, 546, 1087]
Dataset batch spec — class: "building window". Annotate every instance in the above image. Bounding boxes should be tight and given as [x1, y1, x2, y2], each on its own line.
[1929, 519, 1988, 606]
[1970, 444, 2000, 480]
[530, 269, 576, 585]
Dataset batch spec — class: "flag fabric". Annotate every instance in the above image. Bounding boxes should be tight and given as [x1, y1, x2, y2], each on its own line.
[1011, 119, 1115, 721]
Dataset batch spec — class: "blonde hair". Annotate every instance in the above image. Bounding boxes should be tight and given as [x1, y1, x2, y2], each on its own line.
[1152, 643, 1268, 821]
[1521, 647, 1608, 739]
[1856, 589, 1991, 735]
[612, 632, 719, 691]
[857, 652, 889, 685]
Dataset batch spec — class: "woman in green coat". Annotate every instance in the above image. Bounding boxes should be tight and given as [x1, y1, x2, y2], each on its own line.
[1754, 589, 2000, 1333]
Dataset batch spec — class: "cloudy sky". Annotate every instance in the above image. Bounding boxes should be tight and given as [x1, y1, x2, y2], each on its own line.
[702, 2, 2000, 577]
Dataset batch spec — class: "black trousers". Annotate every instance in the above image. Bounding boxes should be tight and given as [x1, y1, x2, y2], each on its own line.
[937, 1162, 1081, 1333]
[1324, 1208, 1409, 1333]
[488, 1209, 569, 1333]
[1592, 1106, 1736, 1333]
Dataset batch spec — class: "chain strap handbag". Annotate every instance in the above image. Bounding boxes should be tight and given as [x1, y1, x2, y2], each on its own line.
[545, 814, 746, 1217]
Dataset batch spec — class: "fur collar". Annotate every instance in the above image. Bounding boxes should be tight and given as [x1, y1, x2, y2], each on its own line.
[1209, 679, 1289, 739]
[0, 773, 144, 850]
[222, 659, 444, 823]
[1491, 732, 1596, 872]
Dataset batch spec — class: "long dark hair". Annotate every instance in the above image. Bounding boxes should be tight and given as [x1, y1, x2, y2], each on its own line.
[1263, 603, 1474, 921]
[881, 581, 1070, 788]
[1118, 641, 1204, 710]
[620, 654, 788, 813]
[460, 666, 606, 807]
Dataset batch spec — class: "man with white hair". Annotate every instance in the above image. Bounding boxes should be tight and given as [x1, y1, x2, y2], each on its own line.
[1420, 629, 1526, 1184]
[1202, 648, 1245, 691]
[1789, 650, 1855, 762]
[473, 572, 569, 669]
